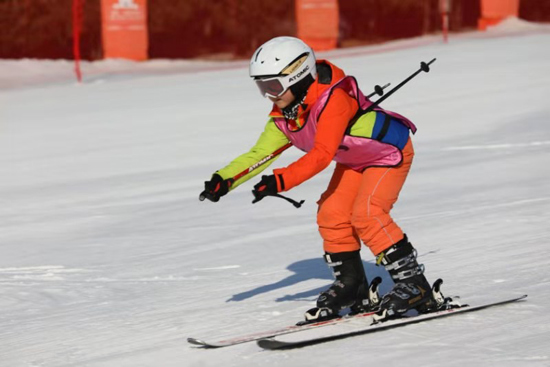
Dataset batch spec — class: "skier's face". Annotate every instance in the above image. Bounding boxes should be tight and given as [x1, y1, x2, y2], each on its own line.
[268, 89, 295, 109]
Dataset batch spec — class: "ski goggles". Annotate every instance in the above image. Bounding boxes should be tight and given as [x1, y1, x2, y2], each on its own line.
[254, 76, 289, 98]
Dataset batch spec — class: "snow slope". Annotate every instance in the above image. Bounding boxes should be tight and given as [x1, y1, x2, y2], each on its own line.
[1, 23, 550, 366]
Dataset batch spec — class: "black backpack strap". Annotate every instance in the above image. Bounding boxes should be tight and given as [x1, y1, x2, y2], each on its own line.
[375, 113, 392, 141]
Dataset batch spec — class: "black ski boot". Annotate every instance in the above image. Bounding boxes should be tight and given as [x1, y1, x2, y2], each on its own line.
[302, 251, 381, 324]
[374, 235, 434, 321]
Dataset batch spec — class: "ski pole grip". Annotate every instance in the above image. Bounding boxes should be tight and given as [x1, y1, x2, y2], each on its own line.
[421, 58, 437, 72]
[366, 83, 390, 99]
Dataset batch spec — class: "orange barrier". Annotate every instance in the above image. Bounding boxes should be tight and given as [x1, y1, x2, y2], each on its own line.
[296, 0, 339, 51]
[101, 0, 148, 60]
[478, 0, 520, 30]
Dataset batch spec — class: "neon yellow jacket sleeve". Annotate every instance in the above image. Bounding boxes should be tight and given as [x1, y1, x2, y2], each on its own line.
[216, 118, 290, 191]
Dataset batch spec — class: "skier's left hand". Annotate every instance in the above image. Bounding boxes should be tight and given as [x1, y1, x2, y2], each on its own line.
[252, 174, 283, 203]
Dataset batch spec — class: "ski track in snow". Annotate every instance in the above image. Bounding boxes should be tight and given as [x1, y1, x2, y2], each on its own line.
[443, 140, 550, 151]
[1, 22, 550, 367]
[400, 197, 550, 222]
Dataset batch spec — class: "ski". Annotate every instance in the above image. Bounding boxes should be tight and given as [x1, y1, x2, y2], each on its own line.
[187, 310, 377, 348]
[257, 294, 528, 350]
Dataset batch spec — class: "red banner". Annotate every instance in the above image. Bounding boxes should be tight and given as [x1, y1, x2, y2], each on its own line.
[101, 0, 148, 60]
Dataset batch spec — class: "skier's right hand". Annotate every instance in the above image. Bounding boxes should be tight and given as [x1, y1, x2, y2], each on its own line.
[200, 174, 233, 202]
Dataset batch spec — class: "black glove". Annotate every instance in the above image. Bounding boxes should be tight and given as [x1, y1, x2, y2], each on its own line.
[252, 174, 284, 203]
[200, 174, 233, 202]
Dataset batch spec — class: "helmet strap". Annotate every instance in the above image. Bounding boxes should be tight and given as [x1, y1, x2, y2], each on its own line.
[283, 73, 315, 120]
[282, 94, 306, 120]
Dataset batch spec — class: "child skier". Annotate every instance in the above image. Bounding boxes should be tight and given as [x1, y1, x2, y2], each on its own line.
[201, 36, 435, 322]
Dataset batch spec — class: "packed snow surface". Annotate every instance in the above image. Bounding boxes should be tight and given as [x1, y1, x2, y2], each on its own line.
[1, 22, 550, 366]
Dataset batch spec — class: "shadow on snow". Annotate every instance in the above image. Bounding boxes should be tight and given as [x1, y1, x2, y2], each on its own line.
[227, 257, 394, 303]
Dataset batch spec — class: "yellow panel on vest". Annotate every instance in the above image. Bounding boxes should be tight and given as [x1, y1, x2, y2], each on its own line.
[349, 111, 377, 138]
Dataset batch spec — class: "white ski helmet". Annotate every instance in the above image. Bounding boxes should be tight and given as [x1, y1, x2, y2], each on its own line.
[250, 36, 317, 98]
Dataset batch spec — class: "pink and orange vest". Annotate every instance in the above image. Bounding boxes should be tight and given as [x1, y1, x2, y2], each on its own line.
[273, 76, 417, 172]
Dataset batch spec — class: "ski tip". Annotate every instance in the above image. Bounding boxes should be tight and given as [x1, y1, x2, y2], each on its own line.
[187, 338, 221, 348]
[187, 337, 206, 346]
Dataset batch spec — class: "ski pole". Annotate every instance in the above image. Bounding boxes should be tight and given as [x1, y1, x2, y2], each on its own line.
[199, 83, 392, 203]
[363, 59, 436, 114]
[199, 142, 292, 202]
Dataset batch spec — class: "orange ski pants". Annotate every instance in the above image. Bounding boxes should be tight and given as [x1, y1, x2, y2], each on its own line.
[317, 139, 414, 256]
